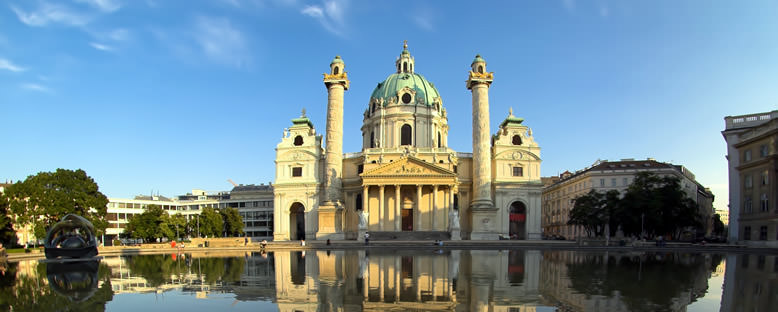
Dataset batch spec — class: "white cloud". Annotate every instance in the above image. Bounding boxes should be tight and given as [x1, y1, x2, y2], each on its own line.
[0, 58, 26, 72]
[10, 2, 90, 27]
[90, 42, 113, 51]
[301, 0, 347, 37]
[75, 0, 122, 13]
[193, 16, 250, 68]
[20, 83, 50, 92]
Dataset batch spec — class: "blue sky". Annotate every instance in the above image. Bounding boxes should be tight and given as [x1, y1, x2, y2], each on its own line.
[1, 1, 777, 212]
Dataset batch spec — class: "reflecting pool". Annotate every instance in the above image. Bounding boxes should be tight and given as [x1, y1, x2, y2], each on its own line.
[0, 249, 775, 311]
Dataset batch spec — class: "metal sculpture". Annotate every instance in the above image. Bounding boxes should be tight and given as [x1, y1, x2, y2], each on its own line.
[44, 214, 99, 259]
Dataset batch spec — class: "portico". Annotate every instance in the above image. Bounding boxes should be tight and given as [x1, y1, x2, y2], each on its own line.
[359, 156, 458, 232]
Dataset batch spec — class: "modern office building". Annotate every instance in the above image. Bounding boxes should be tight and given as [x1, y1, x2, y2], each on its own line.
[722, 110, 777, 246]
[105, 184, 274, 244]
[273, 43, 543, 241]
[542, 158, 714, 239]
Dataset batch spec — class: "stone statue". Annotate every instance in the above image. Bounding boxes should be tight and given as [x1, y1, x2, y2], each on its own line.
[359, 210, 369, 230]
[449, 209, 460, 230]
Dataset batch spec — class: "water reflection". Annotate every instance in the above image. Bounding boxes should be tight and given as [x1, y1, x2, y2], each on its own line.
[2, 250, 776, 311]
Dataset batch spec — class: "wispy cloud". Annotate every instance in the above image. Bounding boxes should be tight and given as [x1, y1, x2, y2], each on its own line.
[0, 58, 26, 72]
[90, 42, 113, 51]
[20, 83, 50, 92]
[192, 16, 251, 68]
[562, 0, 576, 12]
[10, 2, 90, 27]
[410, 6, 436, 32]
[301, 0, 347, 37]
[75, 0, 122, 13]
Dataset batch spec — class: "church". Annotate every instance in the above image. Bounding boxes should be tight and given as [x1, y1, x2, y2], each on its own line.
[273, 43, 542, 241]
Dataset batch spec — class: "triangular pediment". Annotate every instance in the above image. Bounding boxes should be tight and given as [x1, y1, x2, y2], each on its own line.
[361, 156, 456, 177]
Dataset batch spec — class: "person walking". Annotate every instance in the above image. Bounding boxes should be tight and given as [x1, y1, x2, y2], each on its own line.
[364, 232, 370, 246]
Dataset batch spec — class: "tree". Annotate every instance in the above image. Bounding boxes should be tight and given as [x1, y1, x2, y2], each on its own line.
[220, 207, 244, 237]
[198, 207, 223, 238]
[0, 194, 18, 247]
[125, 205, 165, 242]
[160, 213, 187, 240]
[5, 169, 109, 239]
[712, 214, 726, 237]
[568, 190, 605, 237]
[621, 172, 702, 239]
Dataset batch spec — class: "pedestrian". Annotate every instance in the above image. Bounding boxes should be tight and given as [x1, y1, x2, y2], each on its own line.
[326, 239, 331, 246]
[364, 232, 370, 245]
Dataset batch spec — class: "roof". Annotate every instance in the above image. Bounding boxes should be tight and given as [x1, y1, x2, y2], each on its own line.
[545, 159, 677, 189]
[370, 72, 441, 107]
[231, 184, 273, 192]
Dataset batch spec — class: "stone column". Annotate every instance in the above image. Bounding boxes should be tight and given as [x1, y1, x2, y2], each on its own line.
[319, 57, 349, 240]
[395, 185, 401, 231]
[467, 55, 498, 240]
[379, 185, 385, 231]
[416, 185, 422, 231]
[432, 185, 438, 230]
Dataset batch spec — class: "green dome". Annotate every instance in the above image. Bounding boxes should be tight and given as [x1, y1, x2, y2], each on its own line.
[370, 72, 441, 107]
[331, 55, 343, 64]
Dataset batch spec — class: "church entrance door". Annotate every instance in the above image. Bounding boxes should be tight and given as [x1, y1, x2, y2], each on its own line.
[509, 201, 527, 240]
[402, 208, 413, 231]
[290, 203, 305, 240]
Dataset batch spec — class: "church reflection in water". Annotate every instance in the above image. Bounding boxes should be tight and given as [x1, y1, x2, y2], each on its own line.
[8, 249, 774, 311]
[273, 249, 543, 311]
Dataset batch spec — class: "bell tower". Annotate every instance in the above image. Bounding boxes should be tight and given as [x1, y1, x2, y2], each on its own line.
[318, 55, 349, 240]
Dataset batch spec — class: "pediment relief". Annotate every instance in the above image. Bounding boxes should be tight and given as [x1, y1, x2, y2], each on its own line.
[361, 156, 455, 177]
[279, 150, 319, 161]
[494, 150, 540, 161]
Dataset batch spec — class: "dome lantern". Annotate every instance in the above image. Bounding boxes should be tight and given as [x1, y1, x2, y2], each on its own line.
[395, 40, 415, 74]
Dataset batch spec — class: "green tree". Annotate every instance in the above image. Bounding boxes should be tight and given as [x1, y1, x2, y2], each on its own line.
[568, 190, 622, 238]
[0, 194, 18, 247]
[198, 207, 223, 238]
[220, 207, 244, 237]
[5, 169, 109, 239]
[620, 172, 702, 239]
[125, 205, 165, 242]
[712, 214, 726, 237]
[160, 213, 188, 240]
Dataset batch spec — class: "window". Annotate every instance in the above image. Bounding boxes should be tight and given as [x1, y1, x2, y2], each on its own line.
[761, 170, 769, 185]
[761, 194, 769, 212]
[370, 131, 375, 148]
[745, 197, 753, 213]
[453, 165, 457, 173]
[333, 66, 339, 75]
[760, 144, 768, 157]
[745, 175, 753, 188]
[623, 177, 628, 186]
[744, 150, 752, 162]
[611, 178, 617, 187]
[292, 167, 302, 177]
[760, 226, 767, 240]
[478, 65, 484, 73]
[512, 135, 522, 145]
[293, 135, 303, 146]
[401, 93, 412, 104]
[513, 166, 523, 177]
[401, 124, 412, 145]
[357, 164, 363, 174]
[600, 179, 605, 187]
[438, 132, 442, 148]
[744, 226, 752, 240]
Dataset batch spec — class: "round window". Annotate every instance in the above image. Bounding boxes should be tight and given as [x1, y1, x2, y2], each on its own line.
[401, 93, 412, 104]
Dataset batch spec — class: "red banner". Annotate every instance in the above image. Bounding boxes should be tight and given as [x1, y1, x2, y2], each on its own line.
[510, 213, 526, 222]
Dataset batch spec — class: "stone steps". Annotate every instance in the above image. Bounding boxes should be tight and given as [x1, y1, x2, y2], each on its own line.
[367, 231, 450, 241]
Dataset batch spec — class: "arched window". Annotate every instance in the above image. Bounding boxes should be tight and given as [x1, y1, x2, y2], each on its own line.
[403, 62, 408, 73]
[478, 65, 484, 73]
[512, 135, 522, 145]
[293, 135, 304, 146]
[333, 66, 339, 75]
[401, 124, 412, 146]
[437, 132, 442, 148]
[370, 131, 375, 148]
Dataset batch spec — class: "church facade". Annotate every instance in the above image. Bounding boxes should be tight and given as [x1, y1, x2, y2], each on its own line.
[273, 43, 542, 241]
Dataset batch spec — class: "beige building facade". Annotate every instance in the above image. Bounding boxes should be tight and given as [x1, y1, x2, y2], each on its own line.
[542, 159, 714, 239]
[722, 110, 778, 246]
[274, 44, 543, 241]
